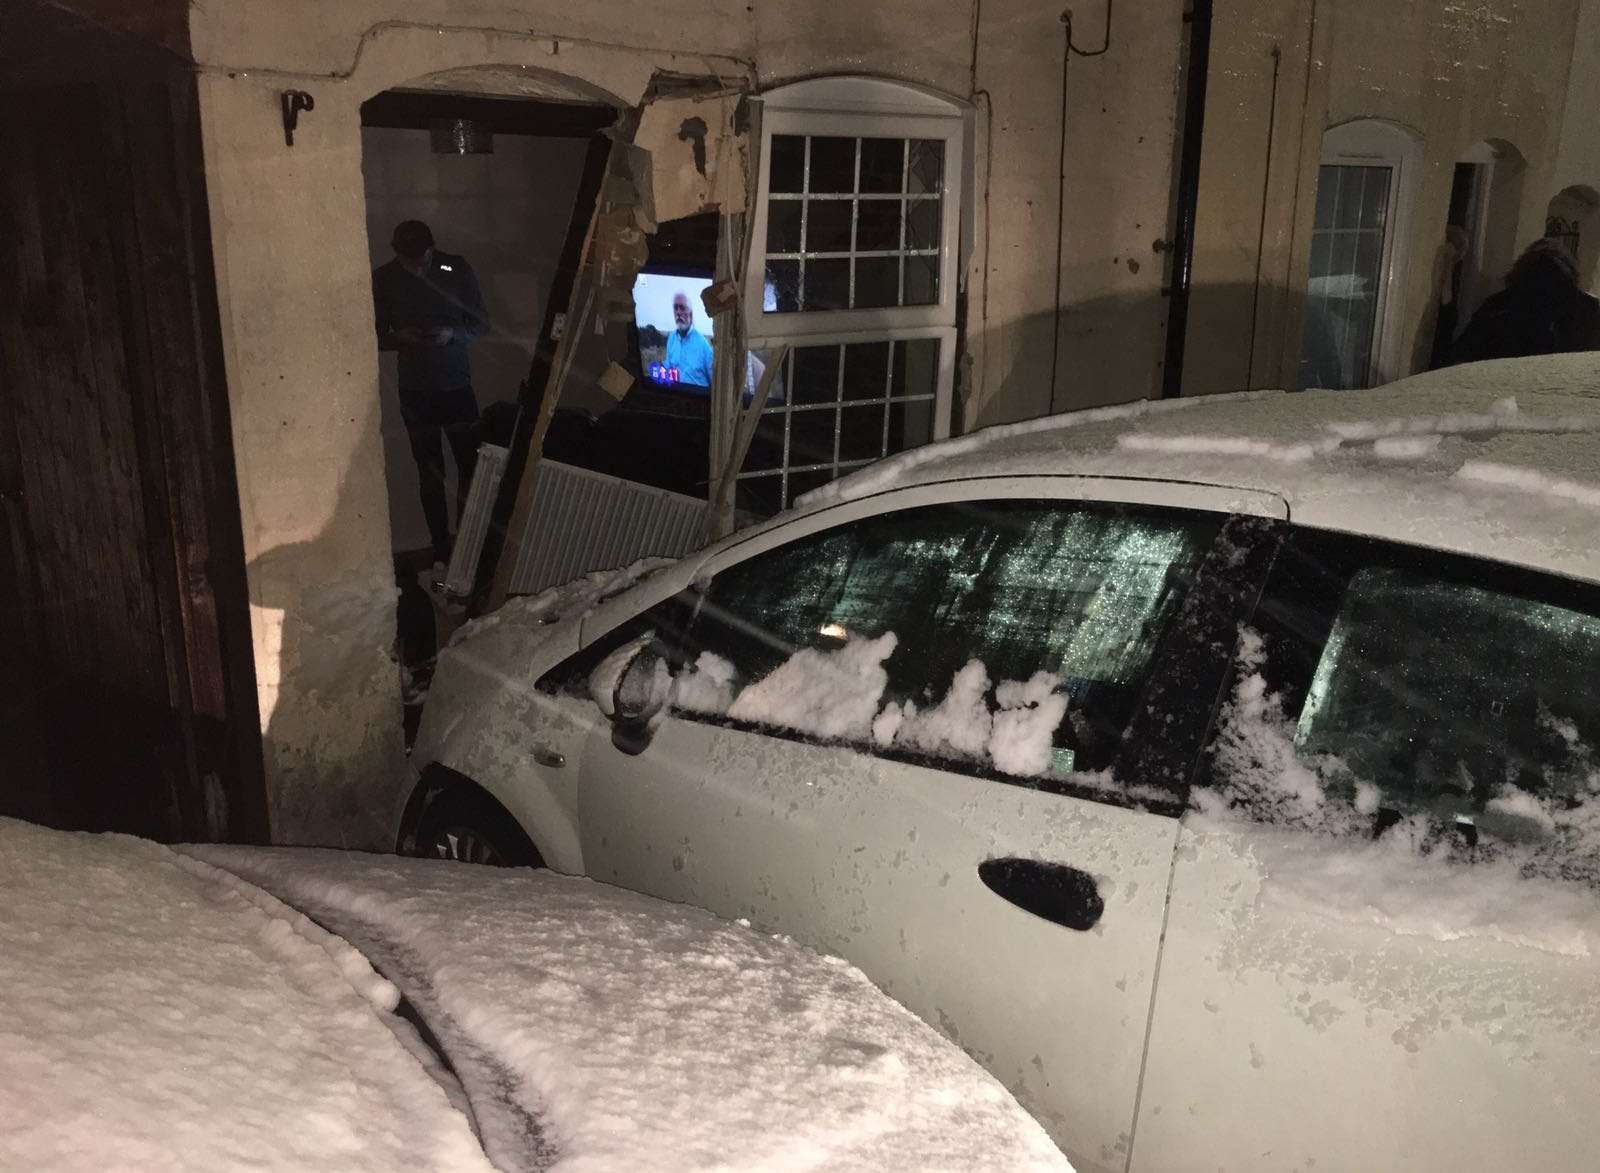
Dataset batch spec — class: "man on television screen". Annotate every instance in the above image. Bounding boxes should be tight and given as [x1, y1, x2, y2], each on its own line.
[665, 290, 715, 388]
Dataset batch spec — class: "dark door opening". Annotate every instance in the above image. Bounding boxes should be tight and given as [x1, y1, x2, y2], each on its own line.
[358, 89, 615, 741]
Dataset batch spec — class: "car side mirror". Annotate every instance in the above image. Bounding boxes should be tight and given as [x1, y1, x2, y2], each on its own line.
[590, 640, 673, 755]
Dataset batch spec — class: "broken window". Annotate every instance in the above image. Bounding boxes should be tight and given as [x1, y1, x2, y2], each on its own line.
[741, 78, 966, 512]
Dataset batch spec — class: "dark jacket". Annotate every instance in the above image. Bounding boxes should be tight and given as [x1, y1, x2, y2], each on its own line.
[1449, 257, 1600, 366]
[372, 251, 490, 391]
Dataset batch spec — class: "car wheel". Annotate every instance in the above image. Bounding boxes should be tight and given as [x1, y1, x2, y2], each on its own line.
[412, 787, 543, 868]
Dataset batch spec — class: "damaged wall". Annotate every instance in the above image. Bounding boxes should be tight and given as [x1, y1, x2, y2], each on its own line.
[172, 0, 1600, 848]
[186, 3, 753, 847]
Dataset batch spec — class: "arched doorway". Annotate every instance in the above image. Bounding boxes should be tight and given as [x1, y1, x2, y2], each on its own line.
[358, 76, 619, 739]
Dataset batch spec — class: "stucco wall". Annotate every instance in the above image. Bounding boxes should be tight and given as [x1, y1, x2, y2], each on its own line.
[757, 0, 1185, 424]
[1187, 0, 1588, 393]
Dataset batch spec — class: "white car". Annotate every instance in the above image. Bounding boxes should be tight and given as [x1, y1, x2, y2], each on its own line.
[1, 816, 1065, 1172]
[409, 354, 1600, 1173]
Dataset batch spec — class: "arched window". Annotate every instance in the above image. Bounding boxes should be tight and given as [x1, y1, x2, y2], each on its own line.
[1299, 119, 1423, 390]
[740, 77, 967, 510]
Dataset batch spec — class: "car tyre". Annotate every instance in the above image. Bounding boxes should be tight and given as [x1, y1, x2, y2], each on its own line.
[413, 786, 543, 868]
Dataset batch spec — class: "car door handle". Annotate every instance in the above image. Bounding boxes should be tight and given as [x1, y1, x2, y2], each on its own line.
[532, 744, 565, 769]
[978, 857, 1104, 931]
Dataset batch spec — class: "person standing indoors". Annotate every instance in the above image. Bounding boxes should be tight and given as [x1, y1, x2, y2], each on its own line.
[372, 220, 490, 570]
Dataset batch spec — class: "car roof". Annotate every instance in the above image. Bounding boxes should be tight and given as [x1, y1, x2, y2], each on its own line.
[793, 354, 1600, 585]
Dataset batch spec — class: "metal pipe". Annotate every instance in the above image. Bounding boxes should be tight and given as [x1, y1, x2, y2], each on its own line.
[1161, 0, 1214, 399]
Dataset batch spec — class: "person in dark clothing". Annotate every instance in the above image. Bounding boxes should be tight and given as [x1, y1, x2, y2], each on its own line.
[1448, 237, 1600, 366]
[372, 220, 490, 566]
[1427, 225, 1469, 370]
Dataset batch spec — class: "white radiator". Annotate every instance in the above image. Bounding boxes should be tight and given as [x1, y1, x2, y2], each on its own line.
[507, 460, 706, 597]
[443, 443, 510, 597]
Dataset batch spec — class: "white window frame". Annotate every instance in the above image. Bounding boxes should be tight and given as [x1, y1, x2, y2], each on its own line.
[744, 78, 965, 468]
[735, 324, 957, 508]
[1317, 119, 1423, 387]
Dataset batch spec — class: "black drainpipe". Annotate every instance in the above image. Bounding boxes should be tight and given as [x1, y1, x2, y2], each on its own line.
[1162, 0, 1214, 399]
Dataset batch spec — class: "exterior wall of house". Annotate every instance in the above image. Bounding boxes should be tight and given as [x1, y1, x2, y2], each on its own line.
[187, 5, 753, 847]
[178, 0, 1599, 847]
[185, 0, 1191, 846]
[754, 0, 1188, 425]
[1187, 0, 1592, 394]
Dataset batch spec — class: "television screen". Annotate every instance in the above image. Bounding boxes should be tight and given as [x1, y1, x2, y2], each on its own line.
[634, 271, 716, 392]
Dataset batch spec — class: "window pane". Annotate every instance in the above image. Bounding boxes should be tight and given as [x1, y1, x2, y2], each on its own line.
[1298, 570, 1600, 814]
[805, 200, 853, 252]
[859, 138, 905, 193]
[892, 337, 940, 396]
[802, 258, 849, 310]
[809, 136, 857, 193]
[1299, 164, 1392, 390]
[839, 404, 887, 461]
[789, 407, 837, 468]
[743, 411, 785, 471]
[888, 398, 934, 450]
[853, 257, 900, 309]
[1334, 166, 1367, 229]
[765, 261, 800, 313]
[766, 200, 802, 253]
[680, 502, 1219, 777]
[904, 253, 938, 305]
[841, 341, 891, 401]
[769, 135, 805, 193]
[856, 200, 903, 251]
[1208, 535, 1600, 879]
[908, 139, 944, 195]
[791, 344, 841, 405]
[906, 198, 941, 252]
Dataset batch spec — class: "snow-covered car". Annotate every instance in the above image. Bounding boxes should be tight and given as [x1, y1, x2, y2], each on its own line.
[0, 816, 1069, 1172]
[408, 354, 1600, 1173]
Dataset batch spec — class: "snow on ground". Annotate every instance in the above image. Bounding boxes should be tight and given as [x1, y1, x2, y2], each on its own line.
[0, 818, 495, 1173]
[186, 846, 1074, 1173]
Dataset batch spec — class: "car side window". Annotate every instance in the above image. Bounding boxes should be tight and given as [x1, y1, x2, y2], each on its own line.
[1201, 530, 1600, 877]
[665, 500, 1221, 781]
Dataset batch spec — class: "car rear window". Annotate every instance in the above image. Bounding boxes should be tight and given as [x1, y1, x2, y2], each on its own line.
[1200, 530, 1600, 876]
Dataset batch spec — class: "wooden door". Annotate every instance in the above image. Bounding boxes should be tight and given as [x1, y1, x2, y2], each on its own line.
[0, 16, 266, 842]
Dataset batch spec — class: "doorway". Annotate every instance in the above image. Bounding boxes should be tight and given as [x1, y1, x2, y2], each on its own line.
[359, 90, 615, 739]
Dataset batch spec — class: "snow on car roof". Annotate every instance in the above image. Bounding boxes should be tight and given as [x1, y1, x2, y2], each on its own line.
[0, 818, 496, 1173]
[187, 845, 1075, 1173]
[799, 354, 1600, 584]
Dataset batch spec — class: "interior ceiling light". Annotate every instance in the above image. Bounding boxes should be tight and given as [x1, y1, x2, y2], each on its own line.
[429, 118, 493, 155]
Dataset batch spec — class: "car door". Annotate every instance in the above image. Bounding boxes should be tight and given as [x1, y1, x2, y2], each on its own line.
[1130, 531, 1600, 1172]
[566, 481, 1281, 1173]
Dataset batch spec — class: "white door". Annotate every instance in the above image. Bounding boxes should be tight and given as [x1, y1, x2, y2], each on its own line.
[572, 492, 1238, 1172]
[1130, 530, 1600, 1172]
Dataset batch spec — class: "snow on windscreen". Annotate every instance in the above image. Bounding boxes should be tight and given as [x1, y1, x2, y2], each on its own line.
[673, 641, 1074, 779]
[185, 847, 1074, 1173]
[0, 818, 495, 1173]
[1192, 629, 1600, 957]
